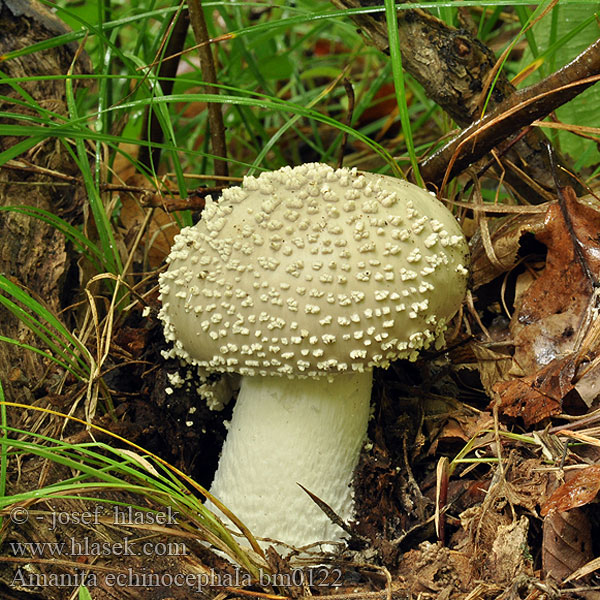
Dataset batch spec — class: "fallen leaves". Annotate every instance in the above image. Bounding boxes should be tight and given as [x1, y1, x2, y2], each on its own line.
[441, 185, 600, 590]
[540, 465, 600, 516]
[469, 210, 546, 290]
[397, 541, 472, 594]
[490, 516, 531, 584]
[493, 356, 576, 426]
[540, 466, 600, 580]
[484, 189, 600, 425]
[119, 174, 180, 268]
[542, 508, 594, 582]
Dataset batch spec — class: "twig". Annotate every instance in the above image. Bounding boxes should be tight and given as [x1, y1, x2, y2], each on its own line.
[107, 184, 222, 212]
[138, 189, 215, 212]
[0, 161, 221, 211]
[546, 142, 598, 289]
[138, 5, 189, 170]
[187, 0, 228, 179]
[138, 33, 235, 72]
[223, 588, 289, 600]
[421, 39, 600, 192]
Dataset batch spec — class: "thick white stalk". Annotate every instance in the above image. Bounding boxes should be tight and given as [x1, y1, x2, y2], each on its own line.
[207, 371, 373, 549]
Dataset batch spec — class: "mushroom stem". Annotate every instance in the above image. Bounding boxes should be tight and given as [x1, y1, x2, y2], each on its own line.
[207, 371, 373, 549]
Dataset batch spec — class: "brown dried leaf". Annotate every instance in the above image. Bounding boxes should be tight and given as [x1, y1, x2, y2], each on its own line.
[506, 458, 557, 513]
[113, 325, 150, 358]
[495, 191, 600, 422]
[512, 191, 600, 372]
[469, 211, 546, 289]
[428, 407, 494, 456]
[471, 344, 513, 397]
[493, 356, 575, 426]
[511, 312, 581, 377]
[541, 466, 600, 516]
[542, 508, 593, 581]
[119, 175, 179, 268]
[456, 505, 533, 585]
[489, 516, 531, 585]
[575, 361, 600, 407]
[397, 542, 472, 593]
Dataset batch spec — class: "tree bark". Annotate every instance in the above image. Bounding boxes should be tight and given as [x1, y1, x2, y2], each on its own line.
[0, 0, 89, 400]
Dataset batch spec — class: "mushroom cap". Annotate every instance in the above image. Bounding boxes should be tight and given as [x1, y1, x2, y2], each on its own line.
[158, 163, 469, 378]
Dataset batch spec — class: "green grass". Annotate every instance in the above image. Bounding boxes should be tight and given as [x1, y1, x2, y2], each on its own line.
[0, 382, 6, 532]
[0, 275, 92, 381]
[0, 402, 266, 574]
[78, 585, 93, 600]
[516, 2, 600, 168]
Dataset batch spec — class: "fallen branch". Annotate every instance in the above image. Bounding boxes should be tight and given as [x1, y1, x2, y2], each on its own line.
[421, 40, 600, 193]
[330, 1, 583, 201]
[188, 0, 229, 179]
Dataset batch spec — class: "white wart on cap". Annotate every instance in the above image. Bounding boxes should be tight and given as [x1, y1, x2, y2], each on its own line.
[159, 163, 468, 377]
[158, 163, 469, 549]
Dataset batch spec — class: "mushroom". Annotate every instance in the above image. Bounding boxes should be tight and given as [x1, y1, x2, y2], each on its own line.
[158, 163, 469, 549]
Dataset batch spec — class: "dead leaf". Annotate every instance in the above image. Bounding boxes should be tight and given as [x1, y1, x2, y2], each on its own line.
[358, 82, 398, 127]
[428, 408, 494, 455]
[469, 211, 546, 289]
[566, 555, 600, 583]
[512, 191, 600, 372]
[541, 465, 600, 516]
[119, 174, 179, 267]
[471, 344, 512, 397]
[495, 191, 600, 422]
[542, 508, 593, 581]
[493, 356, 576, 426]
[116, 449, 161, 477]
[397, 542, 472, 593]
[511, 313, 580, 377]
[456, 504, 517, 584]
[489, 516, 531, 584]
[313, 39, 350, 57]
[505, 458, 558, 513]
[575, 360, 600, 407]
[114, 325, 150, 357]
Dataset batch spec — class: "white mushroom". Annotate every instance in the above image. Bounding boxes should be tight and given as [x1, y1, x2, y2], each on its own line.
[158, 163, 469, 549]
